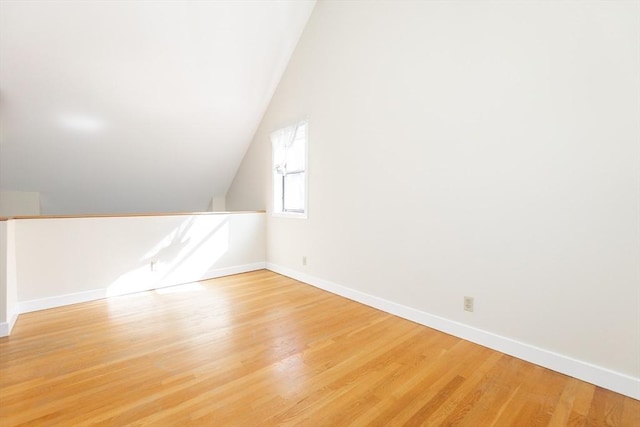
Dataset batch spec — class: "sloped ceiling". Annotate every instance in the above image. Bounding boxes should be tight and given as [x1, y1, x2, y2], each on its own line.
[0, 0, 315, 214]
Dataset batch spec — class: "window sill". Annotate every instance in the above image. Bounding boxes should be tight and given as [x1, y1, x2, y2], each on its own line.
[272, 212, 308, 219]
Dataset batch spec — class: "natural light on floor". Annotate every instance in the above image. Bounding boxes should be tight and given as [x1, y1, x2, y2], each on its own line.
[155, 282, 205, 294]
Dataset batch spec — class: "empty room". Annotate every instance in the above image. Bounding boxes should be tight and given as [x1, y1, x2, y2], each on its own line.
[1, 0, 638, 425]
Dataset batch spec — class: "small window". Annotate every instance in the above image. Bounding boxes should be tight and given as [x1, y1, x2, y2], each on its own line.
[271, 120, 308, 217]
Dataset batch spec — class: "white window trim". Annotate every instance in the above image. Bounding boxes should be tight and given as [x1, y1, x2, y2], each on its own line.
[271, 119, 309, 219]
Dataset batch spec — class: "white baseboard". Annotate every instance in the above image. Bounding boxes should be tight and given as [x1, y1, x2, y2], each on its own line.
[201, 262, 266, 281]
[15, 261, 267, 315]
[0, 312, 19, 337]
[19, 289, 108, 314]
[266, 262, 640, 400]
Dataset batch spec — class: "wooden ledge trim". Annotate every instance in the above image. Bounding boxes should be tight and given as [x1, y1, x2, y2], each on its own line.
[0, 211, 265, 221]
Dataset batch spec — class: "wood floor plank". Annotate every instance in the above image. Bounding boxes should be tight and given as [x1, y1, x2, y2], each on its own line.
[587, 386, 626, 426]
[0, 270, 638, 426]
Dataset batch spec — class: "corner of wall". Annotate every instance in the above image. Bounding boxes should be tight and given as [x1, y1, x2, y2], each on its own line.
[266, 262, 640, 400]
[0, 220, 18, 337]
[0, 191, 41, 216]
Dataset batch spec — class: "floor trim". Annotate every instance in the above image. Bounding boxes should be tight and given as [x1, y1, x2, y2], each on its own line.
[266, 262, 640, 400]
[2, 262, 267, 337]
[0, 312, 18, 337]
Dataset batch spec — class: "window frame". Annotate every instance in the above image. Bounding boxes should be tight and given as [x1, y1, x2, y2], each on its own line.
[271, 119, 309, 219]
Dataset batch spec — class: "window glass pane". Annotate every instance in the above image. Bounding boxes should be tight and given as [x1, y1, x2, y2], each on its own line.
[273, 143, 288, 172]
[283, 172, 305, 212]
[286, 137, 305, 172]
[272, 119, 307, 216]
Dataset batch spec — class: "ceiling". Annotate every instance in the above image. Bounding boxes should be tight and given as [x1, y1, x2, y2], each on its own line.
[0, 0, 315, 214]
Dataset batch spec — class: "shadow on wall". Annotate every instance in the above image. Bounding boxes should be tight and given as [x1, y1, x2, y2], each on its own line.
[106, 216, 229, 297]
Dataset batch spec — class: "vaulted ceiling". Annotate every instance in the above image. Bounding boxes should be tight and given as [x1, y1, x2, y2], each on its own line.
[0, 0, 315, 214]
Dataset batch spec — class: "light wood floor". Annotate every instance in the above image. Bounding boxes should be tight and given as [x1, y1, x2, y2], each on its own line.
[1, 270, 638, 426]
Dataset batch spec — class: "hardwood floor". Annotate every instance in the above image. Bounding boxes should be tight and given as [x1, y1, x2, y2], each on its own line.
[1, 270, 638, 426]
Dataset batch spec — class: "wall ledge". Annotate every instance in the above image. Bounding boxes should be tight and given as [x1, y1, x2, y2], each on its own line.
[0, 211, 265, 221]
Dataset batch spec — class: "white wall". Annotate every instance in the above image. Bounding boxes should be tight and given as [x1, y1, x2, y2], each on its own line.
[208, 196, 227, 212]
[0, 223, 6, 324]
[0, 221, 18, 336]
[13, 213, 265, 312]
[227, 1, 640, 397]
[0, 191, 40, 216]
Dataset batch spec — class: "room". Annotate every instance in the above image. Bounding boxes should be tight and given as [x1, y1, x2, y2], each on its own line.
[1, 0, 639, 424]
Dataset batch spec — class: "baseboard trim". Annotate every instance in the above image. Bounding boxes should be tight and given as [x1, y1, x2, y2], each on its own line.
[16, 261, 267, 314]
[266, 263, 640, 400]
[200, 262, 266, 281]
[19, 289, 108, 314]
[0, 312, 19, 337]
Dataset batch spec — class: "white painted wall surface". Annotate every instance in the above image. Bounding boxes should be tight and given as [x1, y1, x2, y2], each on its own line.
[14, 213, 265, 310]
[208, 196, 227, 212]
[0, 221, 18, 336]
[5, 222, 17, 331]
[227, 0, 640, 395]
[0, 191, 41, 216]
[0, 223, 6, 323]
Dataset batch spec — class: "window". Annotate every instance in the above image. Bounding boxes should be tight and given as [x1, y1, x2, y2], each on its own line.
[271, 120, 308, 217]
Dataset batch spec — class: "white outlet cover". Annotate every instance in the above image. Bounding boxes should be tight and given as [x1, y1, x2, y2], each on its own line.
[464, 296, 474, 312]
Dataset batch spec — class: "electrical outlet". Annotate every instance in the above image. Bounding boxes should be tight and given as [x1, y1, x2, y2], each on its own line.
[464, 296, 474, 312]
[302, 256, 307, 266]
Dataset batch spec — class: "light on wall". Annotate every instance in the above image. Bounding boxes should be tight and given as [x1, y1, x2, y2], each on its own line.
[57, 113, 107, 133]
